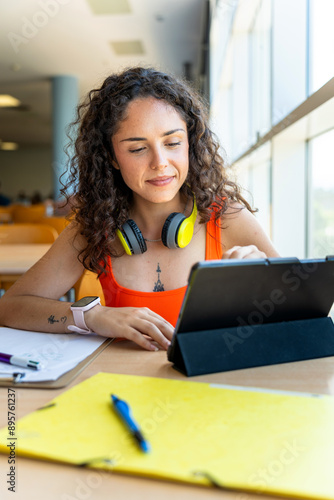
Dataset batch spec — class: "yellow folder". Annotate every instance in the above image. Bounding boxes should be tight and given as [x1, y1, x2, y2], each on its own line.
[1, 372, 334, 499]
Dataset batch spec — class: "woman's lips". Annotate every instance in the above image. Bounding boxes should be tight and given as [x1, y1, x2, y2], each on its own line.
[146, 176, 174, 186]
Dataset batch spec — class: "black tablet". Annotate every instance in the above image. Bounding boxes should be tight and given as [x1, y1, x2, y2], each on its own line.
[167, 257, 334, 376]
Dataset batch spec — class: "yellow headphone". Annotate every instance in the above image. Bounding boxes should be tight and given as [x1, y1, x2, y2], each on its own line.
[116, 195, 198, 255]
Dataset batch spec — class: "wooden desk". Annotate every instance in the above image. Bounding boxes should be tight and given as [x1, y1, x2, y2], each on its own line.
[0, 244, 50, 286]
[1, 340, 334, 500]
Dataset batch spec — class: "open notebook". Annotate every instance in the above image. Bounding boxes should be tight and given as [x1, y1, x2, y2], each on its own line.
[0, 327, 112, 388]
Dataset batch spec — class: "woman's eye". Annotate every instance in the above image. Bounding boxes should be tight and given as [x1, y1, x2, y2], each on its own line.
[129, 141, 181, 153]
[129, 147, 145, 153]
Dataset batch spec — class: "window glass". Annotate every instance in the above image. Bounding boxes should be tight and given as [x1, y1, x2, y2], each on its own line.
[231, 33, 250, 159]
[234, 143, 272, 236]
[272, 0, 307, 125]
[308, 129, 334, 257]
[309, 0, 334, 93]
[251, 159, 271, 236]
[249, 0, 271, 143]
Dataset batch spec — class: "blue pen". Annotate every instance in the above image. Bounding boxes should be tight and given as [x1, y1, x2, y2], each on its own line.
[111, 394, 150, 453]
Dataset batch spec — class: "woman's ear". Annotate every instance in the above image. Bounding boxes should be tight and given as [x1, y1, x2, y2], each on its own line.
[111, 159, 120, 170]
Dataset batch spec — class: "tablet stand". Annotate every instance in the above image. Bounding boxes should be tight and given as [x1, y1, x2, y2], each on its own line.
[169, 317, 334, 376]
[168, 257, 334, 376]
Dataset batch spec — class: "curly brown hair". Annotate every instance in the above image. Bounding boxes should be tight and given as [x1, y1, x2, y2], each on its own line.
[63, 66, 253, 275]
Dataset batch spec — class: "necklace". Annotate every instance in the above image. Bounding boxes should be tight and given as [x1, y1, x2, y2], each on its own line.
[143, 198, 189, 243]
[144, 237, 162, 242]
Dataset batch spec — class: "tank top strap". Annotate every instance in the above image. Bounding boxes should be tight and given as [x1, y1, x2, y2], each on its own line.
[205, 212, 223, 260]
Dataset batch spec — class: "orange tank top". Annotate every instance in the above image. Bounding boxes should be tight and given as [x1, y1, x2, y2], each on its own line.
[99, 216, 223, 326]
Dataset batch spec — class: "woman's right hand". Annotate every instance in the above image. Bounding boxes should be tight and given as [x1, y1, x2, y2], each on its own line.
[84, 305, 174, 351]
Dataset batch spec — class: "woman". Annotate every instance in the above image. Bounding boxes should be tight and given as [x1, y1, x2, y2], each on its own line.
[0, 67, 279, 350]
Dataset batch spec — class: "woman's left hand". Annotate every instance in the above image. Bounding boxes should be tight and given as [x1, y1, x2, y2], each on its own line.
[222, 245, 267, 260]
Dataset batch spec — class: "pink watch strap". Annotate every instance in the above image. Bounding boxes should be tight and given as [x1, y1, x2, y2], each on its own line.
[68, 308, 93, 334]
[73, 308, 91, 332]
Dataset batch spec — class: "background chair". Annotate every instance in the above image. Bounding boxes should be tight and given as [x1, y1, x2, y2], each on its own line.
[0, 223, 58, 244]
[40, 216, 69, 235]
[0, 206, 13, 224]
[74, 270, 105, 305]
[11, 204, 46, 223]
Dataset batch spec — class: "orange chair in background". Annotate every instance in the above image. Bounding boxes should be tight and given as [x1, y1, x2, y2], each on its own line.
[0, 206, 13, 224]
[74, 270, 105, 305]
[0, 223, 58, 244]
[41, 216, 69, 235]
[12, 204, 46, 223]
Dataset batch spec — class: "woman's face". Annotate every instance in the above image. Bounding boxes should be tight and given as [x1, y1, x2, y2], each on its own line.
[111, 97, 189, 205]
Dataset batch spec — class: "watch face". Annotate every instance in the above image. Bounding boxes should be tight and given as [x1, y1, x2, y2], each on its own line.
[72, 296, 99, 307]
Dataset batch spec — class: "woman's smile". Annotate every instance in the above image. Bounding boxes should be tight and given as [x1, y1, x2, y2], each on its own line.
[146, 176, 175, 187]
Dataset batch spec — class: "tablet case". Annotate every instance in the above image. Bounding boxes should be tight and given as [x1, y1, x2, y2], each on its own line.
[168, 256, 334, 376]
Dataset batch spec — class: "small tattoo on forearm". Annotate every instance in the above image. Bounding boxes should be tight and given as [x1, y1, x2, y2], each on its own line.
[48, 315, 58, 324]
[48, 315, 67, 324]
[153, 262, 164, 292]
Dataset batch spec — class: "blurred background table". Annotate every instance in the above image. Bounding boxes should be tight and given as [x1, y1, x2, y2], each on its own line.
[0, 243, 51, 290]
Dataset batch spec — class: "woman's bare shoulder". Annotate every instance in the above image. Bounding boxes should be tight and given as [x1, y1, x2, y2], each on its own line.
[221, 202, 279, 257]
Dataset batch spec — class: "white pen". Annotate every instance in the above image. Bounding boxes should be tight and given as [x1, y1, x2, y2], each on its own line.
[0, 371, 25, 382]
[0, 352, 42, 370]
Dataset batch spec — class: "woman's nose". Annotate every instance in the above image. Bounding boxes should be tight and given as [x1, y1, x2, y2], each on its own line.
[151, 147, 168, 170]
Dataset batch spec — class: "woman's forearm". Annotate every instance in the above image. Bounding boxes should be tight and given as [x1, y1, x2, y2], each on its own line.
[0, 294, 74, 334]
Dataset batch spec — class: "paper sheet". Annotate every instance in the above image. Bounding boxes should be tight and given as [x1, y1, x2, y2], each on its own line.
[0, 327, 107, 381]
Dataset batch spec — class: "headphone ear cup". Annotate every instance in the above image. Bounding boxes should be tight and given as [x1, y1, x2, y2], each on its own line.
[117, 219, 147, 255]
[161, 212, 186, 249]
[175, 216, 196, 248]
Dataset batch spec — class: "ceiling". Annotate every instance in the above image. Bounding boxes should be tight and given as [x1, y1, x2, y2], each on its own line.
[0, 0, 207, 148]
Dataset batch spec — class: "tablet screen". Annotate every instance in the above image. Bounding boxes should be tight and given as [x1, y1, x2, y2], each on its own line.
[174, 257, 334, 334]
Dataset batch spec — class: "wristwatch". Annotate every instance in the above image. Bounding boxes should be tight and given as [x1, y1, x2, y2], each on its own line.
[68, 296, 101, 334]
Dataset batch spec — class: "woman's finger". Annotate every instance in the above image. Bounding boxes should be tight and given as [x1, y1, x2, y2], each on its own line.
[85, 305, 174, 351]
[223, 245, 266, 260]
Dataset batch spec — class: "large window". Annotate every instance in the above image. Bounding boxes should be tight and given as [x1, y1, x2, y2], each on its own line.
[309, 0, 334, 94]
[308, 129, 334, 257]
[249, 0, 271, 142]
[235, 143, 272, 236]
[210, 0, 334, 258]
[272, 0, 307, 125]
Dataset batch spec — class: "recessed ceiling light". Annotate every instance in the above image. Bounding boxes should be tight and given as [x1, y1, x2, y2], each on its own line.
[0, 95, 21, 107]
[110, 40, 145, 55]
[86, 0, 131, 15]
[0, 141, 19, 151]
